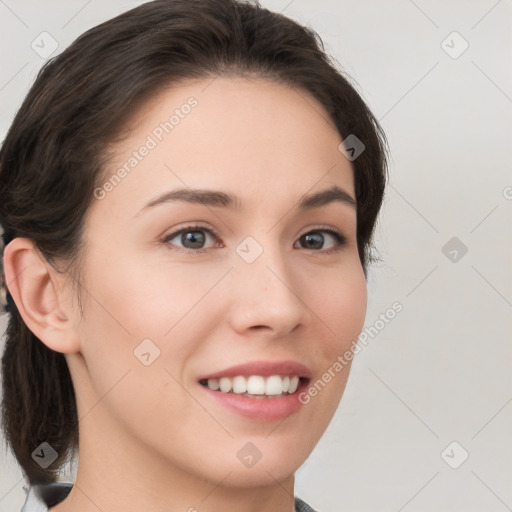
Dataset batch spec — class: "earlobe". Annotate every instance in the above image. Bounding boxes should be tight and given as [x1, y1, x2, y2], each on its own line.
[3, 237, 80, 354]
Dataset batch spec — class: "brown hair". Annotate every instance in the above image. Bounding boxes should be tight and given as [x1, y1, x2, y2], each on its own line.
[0, 0, 387, 485]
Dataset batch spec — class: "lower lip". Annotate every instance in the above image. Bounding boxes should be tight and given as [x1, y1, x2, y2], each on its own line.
[199, 380, 308, 421]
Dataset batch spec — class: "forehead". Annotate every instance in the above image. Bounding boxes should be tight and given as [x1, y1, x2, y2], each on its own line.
[93, 76, 355, 218]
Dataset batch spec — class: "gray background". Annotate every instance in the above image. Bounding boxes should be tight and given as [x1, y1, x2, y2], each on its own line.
[1, 1, 511, 511]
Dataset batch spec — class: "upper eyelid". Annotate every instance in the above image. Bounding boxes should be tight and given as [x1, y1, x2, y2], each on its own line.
[164, 223, 221, 240]
[163, 223, 345, 236]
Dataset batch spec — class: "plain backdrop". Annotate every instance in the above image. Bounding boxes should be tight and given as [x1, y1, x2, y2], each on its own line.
[1, 1, 511, 511]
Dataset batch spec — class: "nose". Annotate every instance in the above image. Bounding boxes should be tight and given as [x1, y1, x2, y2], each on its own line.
[227, 241, 312, 338]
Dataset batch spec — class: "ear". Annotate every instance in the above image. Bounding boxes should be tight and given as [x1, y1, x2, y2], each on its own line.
[3, 237, 81, 354]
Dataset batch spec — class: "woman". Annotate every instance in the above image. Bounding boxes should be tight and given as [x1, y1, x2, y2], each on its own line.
[0, 0, 387, 510]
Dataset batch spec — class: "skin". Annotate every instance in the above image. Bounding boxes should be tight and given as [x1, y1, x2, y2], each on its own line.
[5, 76, 367, 512]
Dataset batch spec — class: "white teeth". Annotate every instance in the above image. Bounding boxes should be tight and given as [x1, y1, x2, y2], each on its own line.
[265, 375, 284, 395]
[207, 378, 220, 391]
[232, 376, 247, 394]
[288, 376, 299, 394]
[247, 376, 265, 394]
[219, 377, 232, 393]
[204, 375, 301, 396]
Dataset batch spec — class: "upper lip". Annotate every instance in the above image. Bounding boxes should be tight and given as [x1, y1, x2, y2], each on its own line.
[198, 360, 312, 380]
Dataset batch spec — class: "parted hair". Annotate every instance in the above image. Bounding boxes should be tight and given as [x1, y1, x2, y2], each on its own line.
[0, 0, 387, 485]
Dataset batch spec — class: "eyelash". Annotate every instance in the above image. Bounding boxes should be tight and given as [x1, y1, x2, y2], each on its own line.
[161, 223, 348, 255]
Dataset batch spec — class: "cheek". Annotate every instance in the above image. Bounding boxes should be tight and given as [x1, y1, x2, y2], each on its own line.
[75, 249, 225, 381]
[79, 247, 186, 337]
[298, 260, 367, 415]
[311, 261, 367, 357]
[73, 255, 210, 441]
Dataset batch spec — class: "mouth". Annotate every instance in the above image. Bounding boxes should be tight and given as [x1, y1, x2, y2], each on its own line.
[197, 360, 311, 421]
[199, 374, 307, 398]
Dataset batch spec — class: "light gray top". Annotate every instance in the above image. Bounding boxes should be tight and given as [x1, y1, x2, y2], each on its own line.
[21, 482, 317, 511]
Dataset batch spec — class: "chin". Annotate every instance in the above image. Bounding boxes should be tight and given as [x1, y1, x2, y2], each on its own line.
[198, 436, 310, 487]
[220, 461, 299, 488]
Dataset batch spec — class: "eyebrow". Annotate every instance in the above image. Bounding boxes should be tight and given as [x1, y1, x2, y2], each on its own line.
[136, 184, 356, 216]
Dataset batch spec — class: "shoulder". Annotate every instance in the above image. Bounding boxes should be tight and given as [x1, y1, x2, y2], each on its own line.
[295, 496, 318, 512]
[20, 482, 73, 512]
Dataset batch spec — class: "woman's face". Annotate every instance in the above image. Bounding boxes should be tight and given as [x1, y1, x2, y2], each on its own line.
[66, 76, 367, 488]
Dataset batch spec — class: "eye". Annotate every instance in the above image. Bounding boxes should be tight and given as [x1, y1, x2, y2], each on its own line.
[294, 227, 347, 253]
[161, 224, 347, 254]
[162, 224, 221, 253]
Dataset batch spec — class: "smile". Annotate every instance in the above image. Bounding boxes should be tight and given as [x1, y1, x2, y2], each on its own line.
[199, 375, 301, 397]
